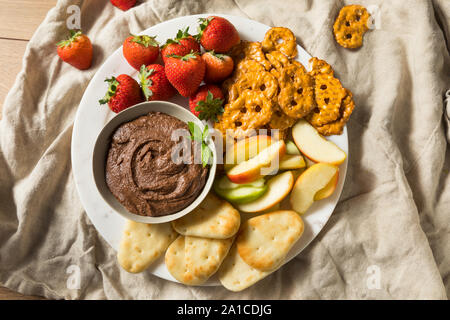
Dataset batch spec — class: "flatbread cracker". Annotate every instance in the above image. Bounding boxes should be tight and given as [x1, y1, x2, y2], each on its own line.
[236, 210, 304, 271]
[165, 235, 233, 285]
[218, 244, 270, 292]
[172, 193, 240, 239]
[117, 220, 177, 273]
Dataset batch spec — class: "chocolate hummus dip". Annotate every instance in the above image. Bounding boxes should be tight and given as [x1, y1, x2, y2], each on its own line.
[105, 112, 209, 217]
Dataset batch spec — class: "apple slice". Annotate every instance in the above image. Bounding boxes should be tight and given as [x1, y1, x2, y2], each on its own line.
[285, 140, 301, 155]
[213, 176, 268, 204]
[224, 135, 273, 170]
[314, 170, 339, 200]
[279, 154, 306, 170]
[236, 171, 294, 213]
[214, 185, 268, 204]
[290, 163, 338, 214]
[217, 176, 265, 190]
[304, 156, 316, 168]
[292, 119, 346, 165]
[227, 140, 286, 184]
[292, 168, 305, 180]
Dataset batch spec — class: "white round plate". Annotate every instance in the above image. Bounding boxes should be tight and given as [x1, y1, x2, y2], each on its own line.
[71, 14, 348, 286]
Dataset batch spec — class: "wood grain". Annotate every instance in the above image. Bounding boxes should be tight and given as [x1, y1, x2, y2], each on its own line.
[0, 287, 44, 300]
[0, 0, 57, 40]
[0, 0, 58, 300]
[0, 39, 28, 114]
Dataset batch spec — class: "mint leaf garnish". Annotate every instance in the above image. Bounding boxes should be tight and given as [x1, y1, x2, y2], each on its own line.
[187, 121, 212, 167]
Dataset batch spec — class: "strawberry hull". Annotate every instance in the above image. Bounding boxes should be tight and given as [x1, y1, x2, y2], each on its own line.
[189, 84, 224, 121]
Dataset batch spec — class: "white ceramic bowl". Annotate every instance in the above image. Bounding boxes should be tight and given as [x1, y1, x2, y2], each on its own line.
[92, 101, 217, 224]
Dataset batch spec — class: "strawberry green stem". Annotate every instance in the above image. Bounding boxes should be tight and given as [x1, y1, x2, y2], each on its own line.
[166, 50, 199, 61]
[196, 17, 214, 40]
[139, 65, 154, 99]
[130, 34, 159, 47]
[57, 30, 82, 47]
[99, 77, 119, 105]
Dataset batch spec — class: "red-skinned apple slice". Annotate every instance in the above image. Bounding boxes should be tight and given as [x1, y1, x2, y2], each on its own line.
[225, 135, 273, 171]
[290, 163, 338, 214]
[292, 119, 346, 165]
[227, 140, 286, 184]
[314, 170, 339, 200]
[237, 171, 294, 213]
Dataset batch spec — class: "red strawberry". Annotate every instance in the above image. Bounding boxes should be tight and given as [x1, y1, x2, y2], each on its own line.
[139, 64, 175, 101]
[110, 0, 136, 11]
[161, 27, 200, 63]
[197, 16, 240, 53]
[165, 52, 206, 97]
[57, 30, 93, 70]
[161, 42, 189, 64]
[123, 34, 159, 70]
[174, 27, 201, 53]
[202, 51, 234, 83]
[189, 84, 224, 121]
[99, 74, 144, 113]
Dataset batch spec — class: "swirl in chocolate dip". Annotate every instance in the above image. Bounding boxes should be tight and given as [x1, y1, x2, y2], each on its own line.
[105, 112, 209, 217]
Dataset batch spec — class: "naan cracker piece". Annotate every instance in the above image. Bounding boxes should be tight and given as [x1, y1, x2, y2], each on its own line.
[172, 193, 240, 239]
[218, 244, 270, 292]
[236, 210, 304, 271]
[165, 235, 233, 285]
[118, 220, 177, 273]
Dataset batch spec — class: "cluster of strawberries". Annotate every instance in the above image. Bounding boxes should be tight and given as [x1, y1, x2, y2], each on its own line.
[57, 14, 240, 121]
[100, 16, 239, 118]
[56, 0, 240, 119]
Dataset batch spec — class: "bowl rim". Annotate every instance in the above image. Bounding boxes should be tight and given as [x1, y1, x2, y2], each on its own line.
[92, 101, 217, 224]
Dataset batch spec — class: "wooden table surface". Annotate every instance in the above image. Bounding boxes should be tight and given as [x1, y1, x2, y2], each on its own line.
[0, 0, 58, 300]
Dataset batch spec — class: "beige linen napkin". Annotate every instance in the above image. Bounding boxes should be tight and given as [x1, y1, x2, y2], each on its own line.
[0, 0, 449, 299]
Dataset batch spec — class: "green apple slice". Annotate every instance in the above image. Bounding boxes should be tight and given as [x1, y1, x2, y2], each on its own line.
[214, 176, 268, 204]
[217, 176, 265, 190]
[214, 185, 268, 204]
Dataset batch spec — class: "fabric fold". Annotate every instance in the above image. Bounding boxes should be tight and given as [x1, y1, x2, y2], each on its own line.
[0, 0, 449, 299]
